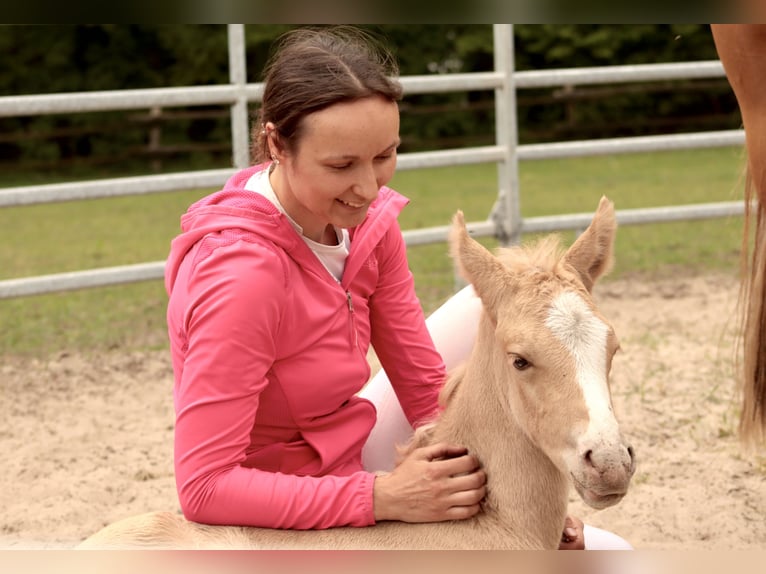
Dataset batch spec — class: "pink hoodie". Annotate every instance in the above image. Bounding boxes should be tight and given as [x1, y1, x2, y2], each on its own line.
[164, 165, 446, 529]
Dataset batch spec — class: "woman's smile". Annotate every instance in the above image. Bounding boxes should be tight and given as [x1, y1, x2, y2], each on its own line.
[337, 197, 367, 210]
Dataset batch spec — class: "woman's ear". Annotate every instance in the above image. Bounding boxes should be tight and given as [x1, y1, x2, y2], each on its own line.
[264, 122, 282, 162]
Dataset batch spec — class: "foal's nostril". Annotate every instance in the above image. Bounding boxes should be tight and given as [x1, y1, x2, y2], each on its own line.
[583, 449, 594, 467]
[626, 445, 636, 472]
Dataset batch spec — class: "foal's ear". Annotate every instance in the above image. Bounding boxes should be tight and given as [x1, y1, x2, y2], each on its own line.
[563, 196, 617, 292]
[449, 210, 513, 319]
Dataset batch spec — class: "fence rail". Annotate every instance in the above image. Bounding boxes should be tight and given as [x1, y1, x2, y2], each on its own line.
[0, 24, 743, 300]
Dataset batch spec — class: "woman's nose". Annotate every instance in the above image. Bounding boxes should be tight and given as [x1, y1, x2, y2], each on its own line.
[355, 167, 381, 200]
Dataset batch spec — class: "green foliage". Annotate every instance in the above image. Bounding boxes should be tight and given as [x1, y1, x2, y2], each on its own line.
[0, 25, 230, 95]
[0, 25, 742, 172]
[359, 25, 495, 153]
[512, 25, 740, 143]
[0, 25, 233, 173]
[513, 25, 720, 69]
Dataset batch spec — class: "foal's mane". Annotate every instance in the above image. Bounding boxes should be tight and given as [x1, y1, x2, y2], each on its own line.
[495, 233, 565, 273]
[396, 363, 466, 461]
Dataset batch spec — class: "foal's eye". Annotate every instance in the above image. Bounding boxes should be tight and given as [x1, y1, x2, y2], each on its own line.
[512, 357, 530, 371]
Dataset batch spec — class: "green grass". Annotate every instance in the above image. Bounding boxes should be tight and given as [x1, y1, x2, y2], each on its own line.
[0, 146, 747, 357]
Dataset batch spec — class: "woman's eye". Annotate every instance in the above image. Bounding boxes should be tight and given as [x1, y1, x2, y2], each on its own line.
[512, 357, 530, 371]
[329, 164, 351, 170]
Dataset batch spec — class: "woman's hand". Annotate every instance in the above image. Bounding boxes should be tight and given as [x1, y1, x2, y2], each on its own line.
[559, 515, 586, 550]
[372, 442, 486, 523]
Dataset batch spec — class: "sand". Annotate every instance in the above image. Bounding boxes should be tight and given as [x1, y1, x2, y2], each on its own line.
[1, 271, 765, 550]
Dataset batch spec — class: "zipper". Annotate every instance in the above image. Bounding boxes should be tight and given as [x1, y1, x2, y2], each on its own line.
[346, 290, 359, 349]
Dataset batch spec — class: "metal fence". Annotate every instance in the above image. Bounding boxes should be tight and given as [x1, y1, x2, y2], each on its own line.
[0, 24, 744, 299]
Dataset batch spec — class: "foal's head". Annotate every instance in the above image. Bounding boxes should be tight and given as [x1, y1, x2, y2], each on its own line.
[449, 196, 635, 509]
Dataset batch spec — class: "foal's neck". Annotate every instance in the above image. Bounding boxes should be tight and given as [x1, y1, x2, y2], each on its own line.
[435, 345, 569, 547]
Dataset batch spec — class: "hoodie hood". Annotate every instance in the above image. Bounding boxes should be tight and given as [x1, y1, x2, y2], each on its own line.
[164, 164, 408, 294]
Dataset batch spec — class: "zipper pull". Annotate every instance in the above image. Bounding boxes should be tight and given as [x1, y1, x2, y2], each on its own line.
[346, 290, 358, 348]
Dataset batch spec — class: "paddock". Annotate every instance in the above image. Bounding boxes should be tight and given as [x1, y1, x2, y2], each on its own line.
[1, 269, 765, 550]
[1, 25, 764, 551]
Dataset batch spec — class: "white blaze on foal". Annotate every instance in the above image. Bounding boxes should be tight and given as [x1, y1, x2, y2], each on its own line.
[546, 289, 633, 509]
[546, 290, 614, 428]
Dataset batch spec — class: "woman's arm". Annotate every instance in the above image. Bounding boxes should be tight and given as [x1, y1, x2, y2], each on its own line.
[366, 223, 487, 522]
[368, 222, 447, 426]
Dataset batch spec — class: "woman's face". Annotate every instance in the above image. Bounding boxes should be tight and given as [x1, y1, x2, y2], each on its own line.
[268, 96, 400, 243]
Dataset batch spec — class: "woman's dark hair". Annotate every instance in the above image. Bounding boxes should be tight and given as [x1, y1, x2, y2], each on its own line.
[252, 26, 403, 163]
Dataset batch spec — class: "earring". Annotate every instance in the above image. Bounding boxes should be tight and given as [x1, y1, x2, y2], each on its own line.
[271, 156, 280, 165]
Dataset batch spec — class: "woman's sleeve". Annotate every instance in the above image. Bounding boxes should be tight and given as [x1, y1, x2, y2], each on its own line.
[172, 237, 375, 529]
[367, 223, 447, 428]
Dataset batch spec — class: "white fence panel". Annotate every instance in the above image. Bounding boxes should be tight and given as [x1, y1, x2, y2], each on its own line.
[0, 24, 743, 299]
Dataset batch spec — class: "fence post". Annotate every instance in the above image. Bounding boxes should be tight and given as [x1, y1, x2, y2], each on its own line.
[228, 24, 250, 169]
[491, 24, 522, 246]
[148, 106, 163, 172]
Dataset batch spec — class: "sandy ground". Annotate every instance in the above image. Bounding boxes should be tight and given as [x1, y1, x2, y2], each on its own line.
[1, 271, 765, 550]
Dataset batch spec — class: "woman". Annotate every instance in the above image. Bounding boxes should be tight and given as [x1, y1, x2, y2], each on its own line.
[165, 25, 485, 532]
[165, 25, 628, 549]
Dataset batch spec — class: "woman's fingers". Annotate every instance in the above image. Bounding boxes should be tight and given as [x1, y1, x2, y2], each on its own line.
[559, 515, 586, 550]
[415, 442, 469, 462]
[445, 469, 487, 498]
[417, 444, 487, 513]
[430, 452, 482, 477]
[373, 442, 487, 523]
[443, 502, 482, 521]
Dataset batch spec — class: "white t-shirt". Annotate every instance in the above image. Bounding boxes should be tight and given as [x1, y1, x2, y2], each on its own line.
[245, 169, 350, 282]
